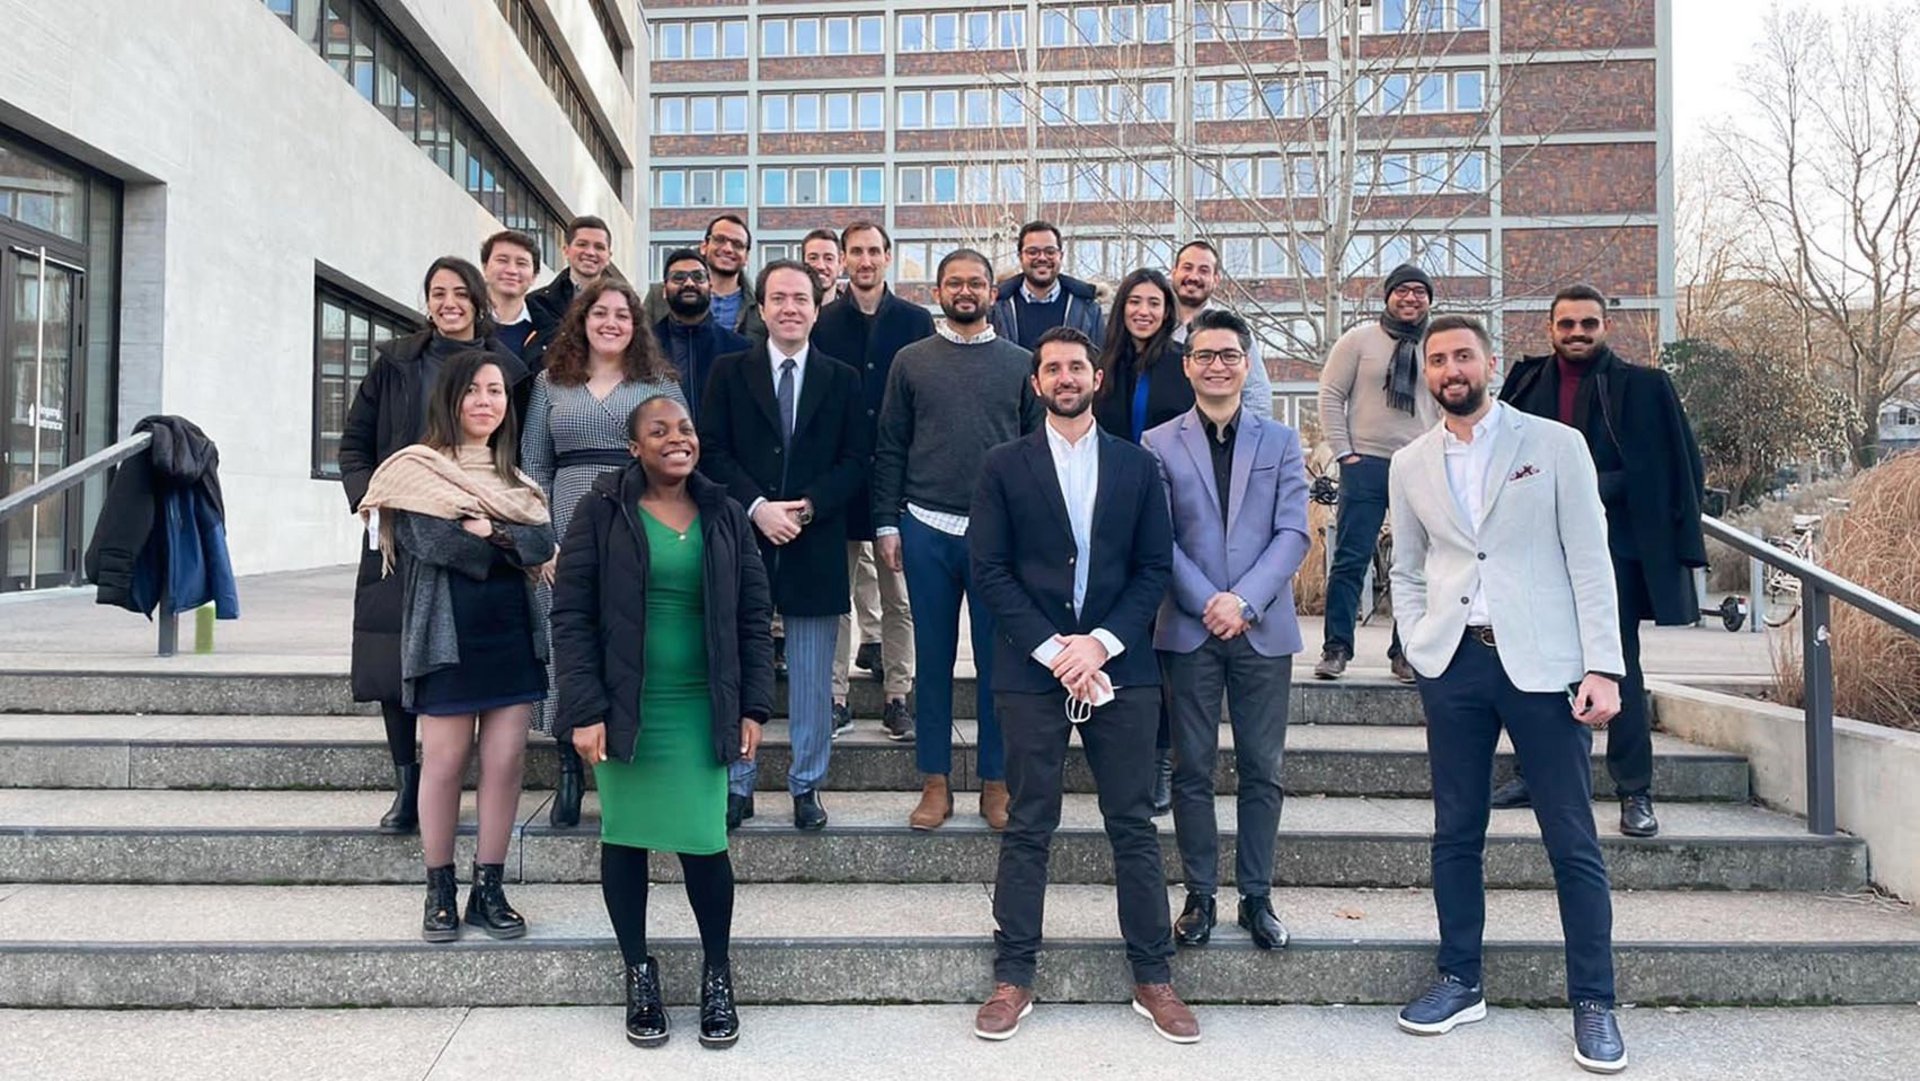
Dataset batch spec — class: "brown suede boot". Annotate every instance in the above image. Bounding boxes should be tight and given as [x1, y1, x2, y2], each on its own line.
[908, 774, 953, 831]
[979, 780, 1010, 830]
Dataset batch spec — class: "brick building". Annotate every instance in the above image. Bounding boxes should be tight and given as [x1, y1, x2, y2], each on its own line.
[642, 0, 1673, 428]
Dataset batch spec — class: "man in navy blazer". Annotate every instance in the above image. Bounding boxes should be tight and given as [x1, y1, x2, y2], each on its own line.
[968, 327, 1195, 1045]
[1141, 308, 1311, 952]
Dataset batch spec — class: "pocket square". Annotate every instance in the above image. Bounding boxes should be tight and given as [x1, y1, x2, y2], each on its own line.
[1509, 463, 1541, 482]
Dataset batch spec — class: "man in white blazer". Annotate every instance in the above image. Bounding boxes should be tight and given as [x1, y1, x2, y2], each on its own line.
[1142, 308, 1311, 953]
[1387, 313, 1629, 1075]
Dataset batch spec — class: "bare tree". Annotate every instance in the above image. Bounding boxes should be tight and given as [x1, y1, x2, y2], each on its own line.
[1712, 0, 1920, 466]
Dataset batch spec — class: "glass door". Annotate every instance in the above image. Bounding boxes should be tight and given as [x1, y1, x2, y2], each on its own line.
[2, 245, 86, 591]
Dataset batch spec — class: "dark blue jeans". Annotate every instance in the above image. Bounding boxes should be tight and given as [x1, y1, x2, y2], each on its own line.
[1324, 454, 1402, 659]
[899, 514, 1003, 781]
[1416, 634, 1616, 1006]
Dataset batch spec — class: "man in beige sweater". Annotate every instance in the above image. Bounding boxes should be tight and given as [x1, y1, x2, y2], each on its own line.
[1314, 264, 1440, 681]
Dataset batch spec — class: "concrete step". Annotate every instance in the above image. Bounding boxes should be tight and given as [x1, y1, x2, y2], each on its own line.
[0, 716, 1752, 802]
[0, 789, 1862, 891]
[0, 669, 1427, 722]
[1, 882, 1915, 1008]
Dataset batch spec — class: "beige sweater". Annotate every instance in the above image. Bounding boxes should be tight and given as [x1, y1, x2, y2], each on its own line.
[1317, 322, 1438, 459]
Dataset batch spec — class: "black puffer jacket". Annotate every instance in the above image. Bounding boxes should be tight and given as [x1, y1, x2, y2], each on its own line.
[549, 463, 774, 766]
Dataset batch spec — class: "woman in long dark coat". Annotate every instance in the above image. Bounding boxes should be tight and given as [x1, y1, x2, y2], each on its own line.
[339, 256, 527, 831]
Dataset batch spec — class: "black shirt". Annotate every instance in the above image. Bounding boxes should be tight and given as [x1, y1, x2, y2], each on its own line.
[1202, 408, 1240, 528]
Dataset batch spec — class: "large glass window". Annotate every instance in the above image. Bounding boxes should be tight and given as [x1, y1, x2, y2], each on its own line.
[313, 283, 415, 478]
[495, 0, 622, 187]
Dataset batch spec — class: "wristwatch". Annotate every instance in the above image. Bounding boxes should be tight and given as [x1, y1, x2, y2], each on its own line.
[1233, 594, 1258, 624]
[796, 503, 815, 526]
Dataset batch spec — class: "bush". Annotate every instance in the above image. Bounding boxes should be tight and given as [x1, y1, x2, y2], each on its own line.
[1772, 455, 1920, 731]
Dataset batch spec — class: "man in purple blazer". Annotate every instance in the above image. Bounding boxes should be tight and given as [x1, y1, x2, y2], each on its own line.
[1141, 308, 1311, 952]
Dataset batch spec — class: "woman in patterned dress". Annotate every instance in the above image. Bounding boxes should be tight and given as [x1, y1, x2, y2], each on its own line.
[521, 280, 685, 826]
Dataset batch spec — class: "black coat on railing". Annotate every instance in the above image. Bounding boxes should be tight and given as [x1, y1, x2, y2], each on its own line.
[84, 415, 239, 620]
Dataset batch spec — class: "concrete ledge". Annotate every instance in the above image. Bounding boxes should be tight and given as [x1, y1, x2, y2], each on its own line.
[1652, 682, 1920, 901]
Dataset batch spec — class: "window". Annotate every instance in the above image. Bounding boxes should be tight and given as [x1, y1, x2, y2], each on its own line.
[858, 15, 884, 52]
[826, 92, 853, 130]
[762, 95, 789, 132]
[932, 12, 959, 49]
[793, 93, 820, 131]
[965, 89, 992, 126]
[1074, 7, 1102, 44]
[826, 17, 851, 54]
[1374, 0, 1484, 33]
[496, 0, 622, 187]
[762, 170, 788, 205]
[1144, 3, 1172, 41]
[932, 89, 959, 127]
[793, 18, 819, 55]
[690, 96, 717, 134]
[723, 95, 747, 133]
[657, 96, 687, 134]
[1000, 12, 1027, 47]
[898, 90, 926, 129]
[1041, 9, 1070, 46]
[898, 166, 926, 203]
[858, 166, 885, 204]
[966, 11, 993, 48]
[762, 19, 788, 56]
[899, 13, 926, 50]
[859, 91, 884, 130]
[896, 242, 931, 282]
[764, 13, 887, 56]
[654, 167, 746, 207]
[313, 283, 415, 478]
[762, 165, 871, 206]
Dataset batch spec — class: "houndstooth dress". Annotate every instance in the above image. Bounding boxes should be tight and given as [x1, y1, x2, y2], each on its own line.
[521, 371, 687, 734]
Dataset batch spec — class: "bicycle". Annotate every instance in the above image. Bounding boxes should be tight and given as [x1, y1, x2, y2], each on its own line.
[1760, 498, 1851, 627]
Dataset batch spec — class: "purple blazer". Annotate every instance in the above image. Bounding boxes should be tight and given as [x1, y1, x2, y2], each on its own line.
[1142, 407, 1311, 658]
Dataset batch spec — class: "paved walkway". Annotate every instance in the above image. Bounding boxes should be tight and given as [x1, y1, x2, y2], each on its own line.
[0, 566, 1778, 682]
[0, 1005, 1914, 1080]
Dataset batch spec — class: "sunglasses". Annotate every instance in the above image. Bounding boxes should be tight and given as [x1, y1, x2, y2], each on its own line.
[1556, 317, 1603, 332]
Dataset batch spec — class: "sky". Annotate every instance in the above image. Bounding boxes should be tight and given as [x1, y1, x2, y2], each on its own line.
[1671, 0, 1766, 153]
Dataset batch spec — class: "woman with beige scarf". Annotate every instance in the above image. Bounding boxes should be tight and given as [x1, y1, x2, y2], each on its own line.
[358, 350, 554, 943]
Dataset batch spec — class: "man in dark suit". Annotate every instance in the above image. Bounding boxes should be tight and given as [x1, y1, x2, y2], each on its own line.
[653, 247, 750, 422]
[812, 220, 935, 740]
[967, 326, 1194, 1045]
[698, 259, 872, 832]
[1492, 283, 1708, 838]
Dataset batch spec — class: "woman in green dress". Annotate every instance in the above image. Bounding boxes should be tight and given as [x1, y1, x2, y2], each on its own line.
[550, 393, 774, 1051]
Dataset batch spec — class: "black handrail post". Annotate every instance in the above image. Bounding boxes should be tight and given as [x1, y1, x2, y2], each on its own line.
[1800, 582, 1837, 836]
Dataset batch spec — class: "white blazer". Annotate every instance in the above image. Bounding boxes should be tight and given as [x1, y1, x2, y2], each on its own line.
[1388, 405, 1625, 691]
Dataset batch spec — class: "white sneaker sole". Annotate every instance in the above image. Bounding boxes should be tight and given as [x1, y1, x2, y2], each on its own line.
[1574, 1047, 1628, 1074]
[1132, 999, 1201, 1044]
[1397, 999, 1487, 1036]
[973, 1000, 1033, 1041]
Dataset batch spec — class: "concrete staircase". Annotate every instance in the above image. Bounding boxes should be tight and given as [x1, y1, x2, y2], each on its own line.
[2, 669, 1917, 1010]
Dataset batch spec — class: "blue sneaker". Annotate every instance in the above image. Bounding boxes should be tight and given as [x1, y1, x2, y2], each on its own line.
[1397, 974, 1487, 1036]
[1573, 1000, 1627, 1074]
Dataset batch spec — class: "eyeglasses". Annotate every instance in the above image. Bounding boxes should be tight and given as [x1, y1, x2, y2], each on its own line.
[1189, 349, 1247, 369]
[940, 278, 991, 293]
[705, 235, 749, 252]
[667, 270, 709, 285]
[1389, 284, 1430, 299]
[1021, 246, 1061, 259]
[1555, 317, 1603, 332]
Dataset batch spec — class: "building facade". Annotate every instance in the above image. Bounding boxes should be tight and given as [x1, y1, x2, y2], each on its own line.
[0, 0, 641, 591]
[643, 0, 1673, 430]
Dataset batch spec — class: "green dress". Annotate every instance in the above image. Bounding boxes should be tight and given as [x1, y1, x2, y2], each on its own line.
[594, 508, 727, 855]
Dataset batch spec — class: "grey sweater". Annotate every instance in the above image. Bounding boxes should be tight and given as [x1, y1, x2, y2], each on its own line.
[392, 511, 555, 710]
[871, 334, 1042, 529]
[1317, 321, 1439, 459]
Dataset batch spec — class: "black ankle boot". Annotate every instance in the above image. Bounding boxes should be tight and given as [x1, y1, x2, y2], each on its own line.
[699, 959, 740, 1048]
[624, 956, 669, 1047]
[464, 861, 526, 939]
[422, 864, 459, 943]
[550, 742, 584, 829]
[379, 763, 420, 834]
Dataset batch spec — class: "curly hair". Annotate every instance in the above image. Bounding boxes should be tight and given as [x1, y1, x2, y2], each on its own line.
[541, 279, 676, 388]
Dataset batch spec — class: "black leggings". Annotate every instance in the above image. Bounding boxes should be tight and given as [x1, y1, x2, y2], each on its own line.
[601, 842, 734, 969]
[381, 701, 417, 767]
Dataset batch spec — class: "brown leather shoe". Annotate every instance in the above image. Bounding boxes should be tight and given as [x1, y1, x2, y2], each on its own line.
[979, 780, 1010, 830]
[908, 774, 953, 830]
[1132, 983, 1200, 1044]
[1312, 646, 1349, 680]
[972, 982, 1034, 1041]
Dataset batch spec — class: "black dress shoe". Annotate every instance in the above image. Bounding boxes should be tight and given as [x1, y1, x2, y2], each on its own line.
[378, 763, 420, 834]
[422, 863, 459, 943]
[1151, 750, 1173, 815]
[726, 793, 754, 832]
[1490, 776, 1532, 809]
[549, 741, 584, 828]
[881, 698, 913, 742]
[1238, 895, 1290, 950]
[464, 861, 526, 939]
[854, 641, 882, 674]
[793, 790, 829, 831]
[1173, 893, 1216, 947]
[699, 960, 741, 1048]
[1619, 793, 1660, 838]
[830, 701, 853, 740]
[624, 956, 669, 1048]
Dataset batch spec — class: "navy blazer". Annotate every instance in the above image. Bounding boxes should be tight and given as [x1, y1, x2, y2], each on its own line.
[969, 425, 1173, 694]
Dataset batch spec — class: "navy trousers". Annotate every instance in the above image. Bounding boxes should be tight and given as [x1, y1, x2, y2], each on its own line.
[1416, 633, 1616, 1006]
[1323, 454, 1403, 659]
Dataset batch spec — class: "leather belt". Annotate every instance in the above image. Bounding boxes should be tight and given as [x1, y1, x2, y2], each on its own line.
[1465, 625, 1497, 648]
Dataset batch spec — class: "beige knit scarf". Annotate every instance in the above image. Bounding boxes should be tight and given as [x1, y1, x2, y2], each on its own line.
[359, 444, 550, 574]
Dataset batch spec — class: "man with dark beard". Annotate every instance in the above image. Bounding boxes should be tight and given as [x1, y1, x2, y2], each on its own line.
[968, 326, 1187, 1044]
[1491, 284, 1707, 839]
[652, 248, 750, 422]
[1314, 263, 1440, 682]
[871, 248, 1041, 832]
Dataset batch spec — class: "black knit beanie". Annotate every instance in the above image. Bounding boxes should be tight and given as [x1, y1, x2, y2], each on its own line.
[1383, 263, 1434, 300]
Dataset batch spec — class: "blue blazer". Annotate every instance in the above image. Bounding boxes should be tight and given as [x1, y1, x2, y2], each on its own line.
[1142, 407, 1310, 657]
[969, 426, 1172, 694]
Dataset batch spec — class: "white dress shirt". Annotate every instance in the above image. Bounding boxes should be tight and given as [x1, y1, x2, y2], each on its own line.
[1029, 421, 1126, 670]
[1441, 400, 1504, 626]
[747, 341, 812, 518]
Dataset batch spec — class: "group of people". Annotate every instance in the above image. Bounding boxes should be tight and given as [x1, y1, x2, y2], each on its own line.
[336, 208, 1704, 1074]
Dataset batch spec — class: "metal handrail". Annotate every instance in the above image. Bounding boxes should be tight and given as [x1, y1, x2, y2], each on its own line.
[0, 431, 182, 656]
[1701, 512, 1920, 835]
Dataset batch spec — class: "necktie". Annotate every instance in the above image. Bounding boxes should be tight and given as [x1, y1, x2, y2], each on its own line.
[777, 357, 797, 449]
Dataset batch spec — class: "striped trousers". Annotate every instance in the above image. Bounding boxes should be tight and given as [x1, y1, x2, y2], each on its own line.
[730, 613, 837, 797]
